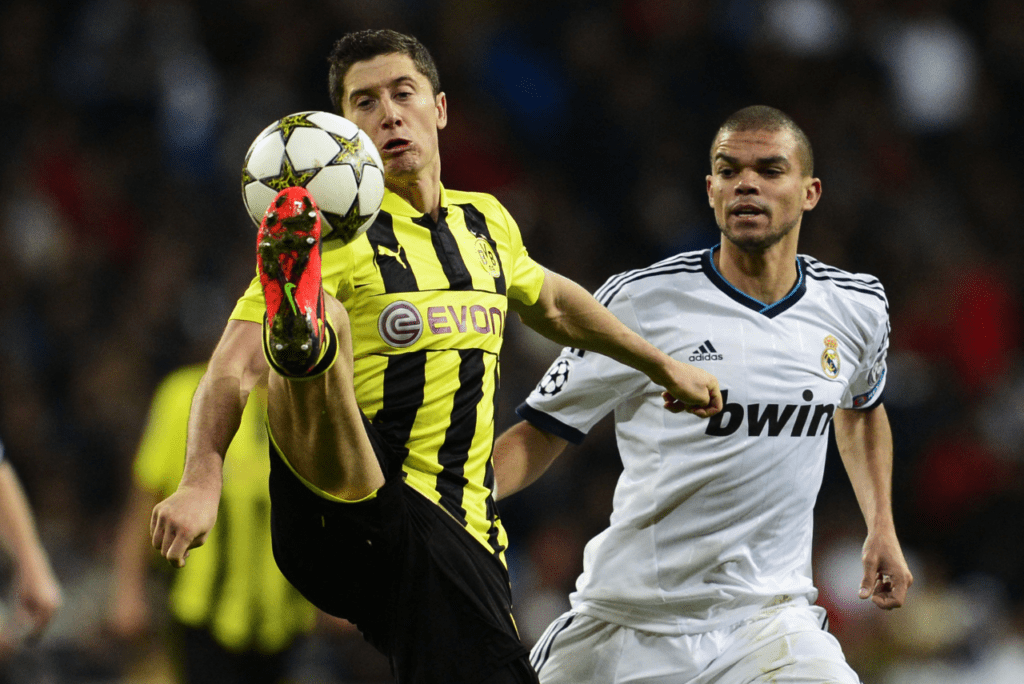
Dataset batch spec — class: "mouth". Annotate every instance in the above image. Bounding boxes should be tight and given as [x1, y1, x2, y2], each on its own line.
[729, 203, 768, 219]
[380, 138, 412, 155]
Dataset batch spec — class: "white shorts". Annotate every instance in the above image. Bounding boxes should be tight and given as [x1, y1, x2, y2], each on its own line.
[530, 601, 861, 684]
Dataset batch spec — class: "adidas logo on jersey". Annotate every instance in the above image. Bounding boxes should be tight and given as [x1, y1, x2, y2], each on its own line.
[689, 340, 723, 362]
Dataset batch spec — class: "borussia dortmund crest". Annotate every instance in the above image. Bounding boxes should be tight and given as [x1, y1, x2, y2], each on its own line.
[475, 237, 501, 278]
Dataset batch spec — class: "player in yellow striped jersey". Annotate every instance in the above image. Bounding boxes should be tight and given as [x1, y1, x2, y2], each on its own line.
[150, 29, 722, 684]
[110, 364, 315, 684]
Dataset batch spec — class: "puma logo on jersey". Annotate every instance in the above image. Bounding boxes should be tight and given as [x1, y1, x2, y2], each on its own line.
[705, 389, 835, 438]
[689, 340, 723, 362]
[377, 244, 407, 269]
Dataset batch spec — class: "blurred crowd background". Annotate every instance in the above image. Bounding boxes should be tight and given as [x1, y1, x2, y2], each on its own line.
[0, 0, 1022, 682]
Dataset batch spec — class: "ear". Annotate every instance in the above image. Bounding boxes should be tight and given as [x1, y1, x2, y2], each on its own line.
[803, 177, 822, 211]
[706, 175, 715, 207]
[435, 92, 448, 131]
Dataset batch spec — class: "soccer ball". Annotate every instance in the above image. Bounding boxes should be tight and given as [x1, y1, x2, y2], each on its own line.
[241, 111, 385, 244]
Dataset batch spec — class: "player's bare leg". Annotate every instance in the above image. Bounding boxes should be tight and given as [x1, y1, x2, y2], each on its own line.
[258, 187, 384, 500]
[266, 296, 383, 499]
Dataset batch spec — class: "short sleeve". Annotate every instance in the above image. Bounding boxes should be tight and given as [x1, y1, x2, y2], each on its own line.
[843, 309, 889, 410]
[518, 289, 650, 442]
[498, 202, 546, 307]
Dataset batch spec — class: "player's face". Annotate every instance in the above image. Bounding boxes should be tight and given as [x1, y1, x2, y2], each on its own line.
[341, 53, 447, 185]
[706, 129, 821, 254]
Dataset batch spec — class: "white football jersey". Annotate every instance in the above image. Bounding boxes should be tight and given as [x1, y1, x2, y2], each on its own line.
[519, 247, 889, 635]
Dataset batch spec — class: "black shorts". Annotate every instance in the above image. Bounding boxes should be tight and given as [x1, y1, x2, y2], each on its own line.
[268, 417, 537, 684]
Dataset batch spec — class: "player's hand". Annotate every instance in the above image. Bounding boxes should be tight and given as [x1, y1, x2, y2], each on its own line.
[18, 565, 62, 639]
[858, 530, 912, 609]
[0, 561, 62, 657]
[150, 484, 220, 568]
[658, 361, 722, 418]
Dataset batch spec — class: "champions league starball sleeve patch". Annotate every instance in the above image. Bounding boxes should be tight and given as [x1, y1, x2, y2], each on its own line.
[536, 359, 571, 396]
[852, 366, 886, 408]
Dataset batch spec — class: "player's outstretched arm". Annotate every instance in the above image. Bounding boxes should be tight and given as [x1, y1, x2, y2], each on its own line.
[150, 319, 267, 568]
[510, 270, 722, 417]
[0, 460, 62, 653]
[493, 421, 569, 500]
[833, 405, 913, 609]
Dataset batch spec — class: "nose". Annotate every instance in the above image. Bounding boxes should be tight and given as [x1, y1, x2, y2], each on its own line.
[735, 170, 759, 194]
[380, 96, 401, 128]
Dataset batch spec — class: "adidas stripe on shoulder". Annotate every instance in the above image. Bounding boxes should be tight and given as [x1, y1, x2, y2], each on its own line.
[801, 255, 888, 307]
[594, 251, 704, 307]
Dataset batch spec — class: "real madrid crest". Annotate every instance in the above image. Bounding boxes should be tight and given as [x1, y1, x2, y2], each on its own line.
[475, 237, 501, 278]
[821, 335, 841, 379]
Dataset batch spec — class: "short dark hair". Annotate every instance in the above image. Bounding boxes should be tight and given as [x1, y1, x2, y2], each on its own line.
[711, 105, 814, 176]
[327, 29, 441, 115]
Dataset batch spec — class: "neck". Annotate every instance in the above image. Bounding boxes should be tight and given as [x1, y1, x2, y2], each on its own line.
[386, 165, 442, 221]
[714, 239, 799, 305]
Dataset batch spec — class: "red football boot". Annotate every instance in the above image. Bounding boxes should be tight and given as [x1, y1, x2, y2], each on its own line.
[257, 187, 326, 376]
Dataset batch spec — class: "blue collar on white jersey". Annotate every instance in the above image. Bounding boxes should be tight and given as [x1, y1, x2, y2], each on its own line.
[702, 246, 807, 318]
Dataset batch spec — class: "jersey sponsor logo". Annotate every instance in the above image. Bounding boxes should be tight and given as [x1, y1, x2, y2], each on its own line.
[821, 335, 840, 379]
[689, 340, 723, 362]
[475, 237, 501, 277]
[537, 359, 571, 396]
[377, 300, 505, 348]
[378, 301, 423, 347]
[426, 304, 504, 337]
[705, 389, 835, 437]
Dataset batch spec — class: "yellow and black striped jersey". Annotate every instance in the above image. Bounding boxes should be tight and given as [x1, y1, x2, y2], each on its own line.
[232, 185, 546, 561]
[134, 364, 316, 652]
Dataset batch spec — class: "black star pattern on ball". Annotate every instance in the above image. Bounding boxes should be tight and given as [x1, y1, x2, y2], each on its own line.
[326, 129, 376, 183]
[240, 166, 256, 195]
[272, 112, 320, 144]
[264, 155, 317, 192]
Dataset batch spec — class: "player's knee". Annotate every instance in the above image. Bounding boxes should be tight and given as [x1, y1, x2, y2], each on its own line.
[324, 295, 349, 328]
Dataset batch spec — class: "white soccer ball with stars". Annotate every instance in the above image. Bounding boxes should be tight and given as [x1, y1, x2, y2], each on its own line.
[241, 111, 385, 244]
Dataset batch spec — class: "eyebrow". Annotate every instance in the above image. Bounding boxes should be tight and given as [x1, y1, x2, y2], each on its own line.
[347, 75, 418, 104]
[715, 153, 791, 168]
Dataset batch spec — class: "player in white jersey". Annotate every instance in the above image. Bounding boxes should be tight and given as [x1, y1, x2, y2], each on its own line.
[494, 106, 913, 684]
[0, 437, 62, 658]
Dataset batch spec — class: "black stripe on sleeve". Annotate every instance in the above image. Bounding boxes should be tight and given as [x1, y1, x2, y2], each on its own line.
[516, 402, 587, 445]
[804, 271, 889, 306]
